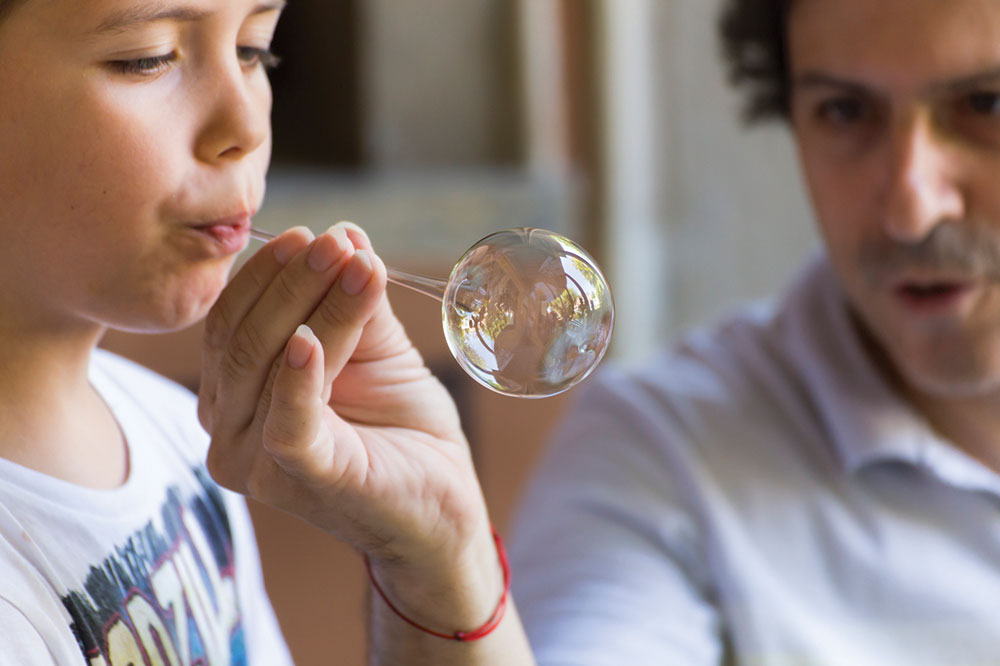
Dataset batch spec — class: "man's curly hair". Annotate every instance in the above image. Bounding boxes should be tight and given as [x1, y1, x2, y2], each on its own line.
[0, 0, 23, 23]
[719, 0, 795, 123]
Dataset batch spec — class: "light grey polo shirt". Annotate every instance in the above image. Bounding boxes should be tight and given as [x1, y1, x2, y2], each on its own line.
[510, 255, 1000, 665]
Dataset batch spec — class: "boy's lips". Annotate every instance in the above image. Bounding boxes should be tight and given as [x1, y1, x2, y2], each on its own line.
[189, 213, 252, 254]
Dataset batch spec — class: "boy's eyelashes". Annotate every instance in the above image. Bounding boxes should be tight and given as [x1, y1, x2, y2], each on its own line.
[237, 46, 281, 70]
[107, 48, 281, 76]
[109, 52, 177, 76]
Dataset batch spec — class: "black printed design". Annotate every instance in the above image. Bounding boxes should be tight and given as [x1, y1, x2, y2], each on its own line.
[61, 468, 247, 666]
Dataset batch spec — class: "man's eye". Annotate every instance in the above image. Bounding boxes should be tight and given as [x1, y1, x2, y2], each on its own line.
[237, 46, 281, 70]
[966, 91, 1000, 115]
[109, 52, 177, 76]
[815, 97, 867, 126]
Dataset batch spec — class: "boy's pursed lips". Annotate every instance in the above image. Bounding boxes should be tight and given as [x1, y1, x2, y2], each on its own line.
[189, 210, 254, 231]
[184, 209, 255, 255]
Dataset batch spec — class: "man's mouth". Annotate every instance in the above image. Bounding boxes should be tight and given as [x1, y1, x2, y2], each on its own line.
[892, 278, 975, 313]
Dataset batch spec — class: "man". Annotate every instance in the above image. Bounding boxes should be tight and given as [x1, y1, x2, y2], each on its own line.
[509, 0, 1000, 663]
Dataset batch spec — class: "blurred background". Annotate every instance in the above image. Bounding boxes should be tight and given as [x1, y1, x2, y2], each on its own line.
[101, 0, 817, 663]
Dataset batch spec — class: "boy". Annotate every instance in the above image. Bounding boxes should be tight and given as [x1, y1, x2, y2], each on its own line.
[0, 1, 533, 664]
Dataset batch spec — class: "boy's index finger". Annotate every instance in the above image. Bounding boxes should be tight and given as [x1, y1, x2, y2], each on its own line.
[204, 227, 315, 350]
[200, 226, 314, 431]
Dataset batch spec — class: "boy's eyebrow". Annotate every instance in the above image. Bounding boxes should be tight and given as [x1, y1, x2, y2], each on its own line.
[92, 1, 287, 35]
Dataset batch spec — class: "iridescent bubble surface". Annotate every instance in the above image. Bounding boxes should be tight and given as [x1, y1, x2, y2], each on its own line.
[442, 228, 614, 398]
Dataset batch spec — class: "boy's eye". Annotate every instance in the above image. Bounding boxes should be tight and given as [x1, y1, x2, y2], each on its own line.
[237, 46, 281, 70]
[107, 48, 279, 77]
[109, 52, 177, 76]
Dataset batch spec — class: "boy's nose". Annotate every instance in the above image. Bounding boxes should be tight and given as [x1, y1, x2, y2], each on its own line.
[195, 63, 271, 163]
[880, 112, 966, 243]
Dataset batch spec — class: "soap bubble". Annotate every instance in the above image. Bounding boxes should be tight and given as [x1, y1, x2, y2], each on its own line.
[442, 228, 614, 398]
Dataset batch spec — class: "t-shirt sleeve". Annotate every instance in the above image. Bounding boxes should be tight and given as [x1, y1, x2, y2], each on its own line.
[0, 598, 62, 666]
[508, 369, 724, 666]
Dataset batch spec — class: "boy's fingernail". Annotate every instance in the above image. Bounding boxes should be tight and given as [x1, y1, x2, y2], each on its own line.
[307, 233, 343, 272]
[340, 221, 369, 241]
[340, 250, 373, 295]
[287, 324, 317, 369]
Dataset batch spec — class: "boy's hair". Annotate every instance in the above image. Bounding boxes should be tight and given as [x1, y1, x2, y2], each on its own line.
[719, 0, 794, 123]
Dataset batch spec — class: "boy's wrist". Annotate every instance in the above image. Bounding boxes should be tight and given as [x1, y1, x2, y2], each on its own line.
[366, 520, 506, 635]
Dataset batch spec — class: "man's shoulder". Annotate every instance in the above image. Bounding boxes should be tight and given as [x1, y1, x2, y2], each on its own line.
[571, 271, 845, 482]
[606, 257, 846, 437]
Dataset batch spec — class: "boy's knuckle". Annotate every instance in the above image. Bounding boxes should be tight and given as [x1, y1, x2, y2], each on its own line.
[246, 263, 271, 293]
[222, 322, 268, 380]
[203, 302, 234, 350]
[262, 417, 299, 456]
[315, 296, 353, 329]
[220, 351, 252, 387]
[272, 270, 301, 305]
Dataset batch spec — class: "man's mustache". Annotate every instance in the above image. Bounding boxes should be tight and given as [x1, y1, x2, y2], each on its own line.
[860, 222, 1000, 283]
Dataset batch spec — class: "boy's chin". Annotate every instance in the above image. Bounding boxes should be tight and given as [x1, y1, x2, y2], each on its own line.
[105, 292, 220, 336]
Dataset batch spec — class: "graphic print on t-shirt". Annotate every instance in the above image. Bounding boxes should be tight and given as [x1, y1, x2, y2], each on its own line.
[61, 468, 246, 666]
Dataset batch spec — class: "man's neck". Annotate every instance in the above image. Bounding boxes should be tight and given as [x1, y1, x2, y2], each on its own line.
[855, 315, 1000, 473]
[903, 386, 1000, 474]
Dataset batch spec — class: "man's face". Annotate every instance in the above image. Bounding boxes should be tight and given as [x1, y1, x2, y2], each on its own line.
[0, 0, 281, 334]
[789, 0, 1000, 398]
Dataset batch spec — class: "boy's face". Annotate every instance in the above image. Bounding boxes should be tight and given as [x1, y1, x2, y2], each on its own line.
[788, 0, 1000, 398]
[0, 0, 281, 334]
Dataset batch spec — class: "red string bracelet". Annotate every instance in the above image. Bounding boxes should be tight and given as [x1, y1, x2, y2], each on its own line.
[364, 526, 511, 642]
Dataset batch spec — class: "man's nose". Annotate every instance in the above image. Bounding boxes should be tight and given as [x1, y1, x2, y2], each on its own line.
[194, 62, 271, 164]
[880, 112, 966, 243]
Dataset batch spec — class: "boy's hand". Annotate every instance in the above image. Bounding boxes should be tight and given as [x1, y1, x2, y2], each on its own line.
[198, 224, 492, 577]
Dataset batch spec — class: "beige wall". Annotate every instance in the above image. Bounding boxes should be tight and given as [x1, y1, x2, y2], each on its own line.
[362, 0, 520, 167]
[656, 0, 817, 336]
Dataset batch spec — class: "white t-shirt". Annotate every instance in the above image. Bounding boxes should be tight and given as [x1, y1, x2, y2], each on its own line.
[511, 256, 1000, 665]
[0, 350, 292, 666]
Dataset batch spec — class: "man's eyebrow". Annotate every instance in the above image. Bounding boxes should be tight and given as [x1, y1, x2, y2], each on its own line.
[791, 72, 871, 97]
[793, 67, 1000, 97]
[92, 1, 287, 35]
[933, 66, 1000, 93]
